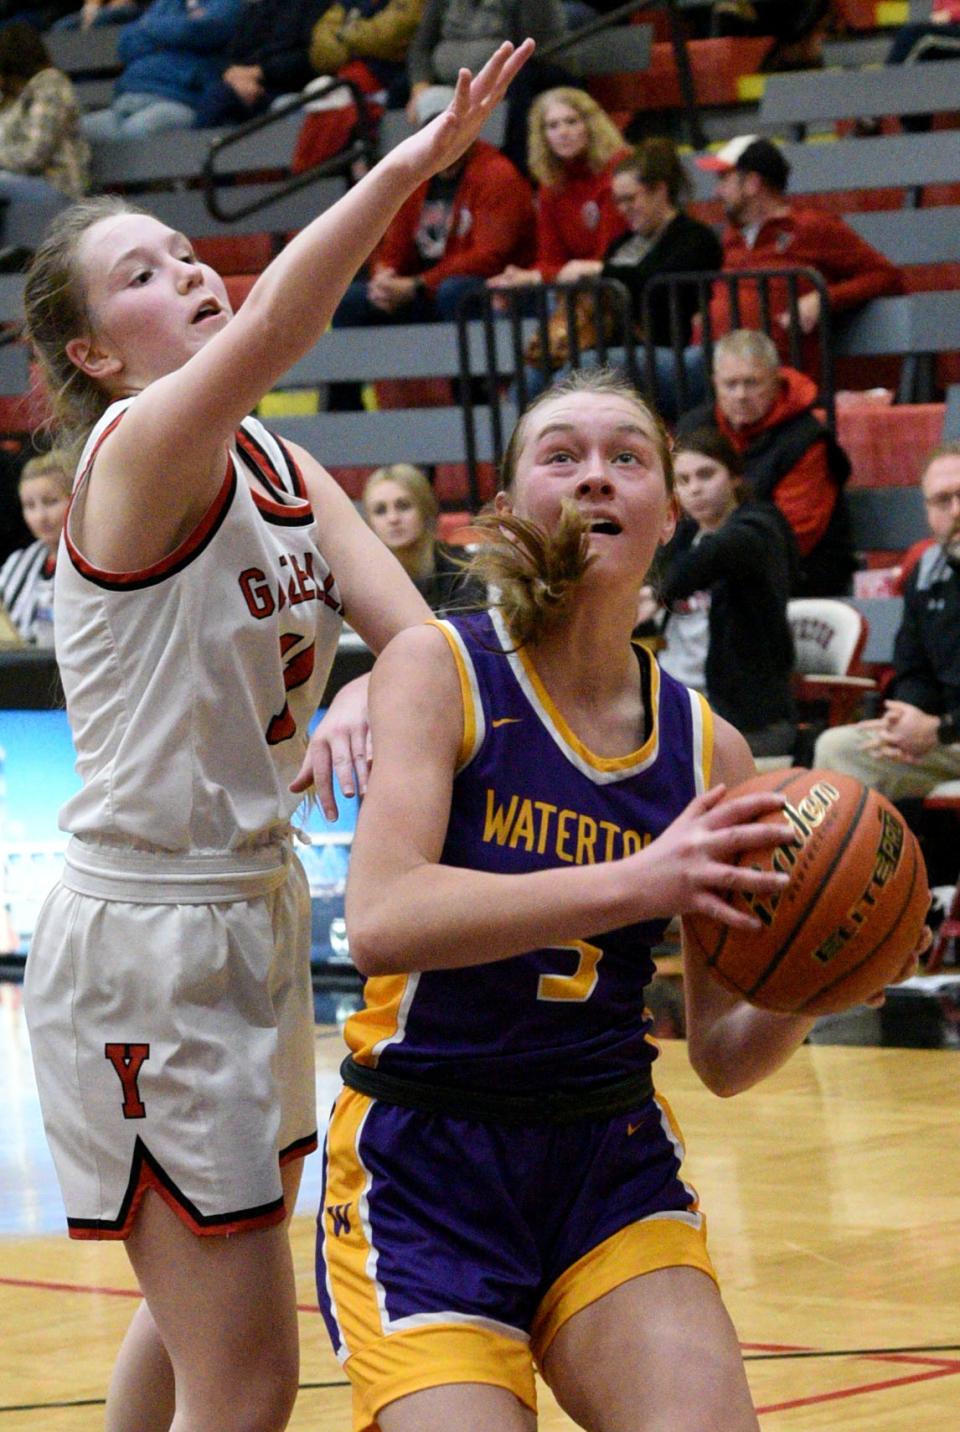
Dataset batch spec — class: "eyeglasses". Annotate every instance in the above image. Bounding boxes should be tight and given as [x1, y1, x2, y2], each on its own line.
[924, 491, 960, 511]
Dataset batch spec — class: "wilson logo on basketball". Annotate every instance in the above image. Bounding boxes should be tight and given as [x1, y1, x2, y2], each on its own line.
[743, 779, 841, 928]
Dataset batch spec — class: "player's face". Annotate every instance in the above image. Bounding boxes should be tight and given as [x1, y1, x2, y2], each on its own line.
[73, 213, 232, 392]
[713, 352, 780, 430]
[922, 454, 960, 553]
[20, 474, 70, 550]
[674, 450, 737, 531]
[364, 479, 426, 551]
[541, 101, 588, 162]
[506, 391, 675, 579]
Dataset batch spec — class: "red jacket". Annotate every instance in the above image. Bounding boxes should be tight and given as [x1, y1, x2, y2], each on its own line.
[373, 140, 535, 292]
[534, 152, 628, 281]
[709, 204, 904, 360]
[716, 366, 836, 557]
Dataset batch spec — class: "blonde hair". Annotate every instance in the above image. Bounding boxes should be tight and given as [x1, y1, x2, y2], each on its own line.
[362, 462, 440, 579]
[23, 195, 144, 454]
[527, 87, 625, 188]
[19, 447, 74, 498]
[468, 369, 673, 648]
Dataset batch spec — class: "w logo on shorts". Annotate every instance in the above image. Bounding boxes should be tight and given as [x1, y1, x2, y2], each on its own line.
[104, 1043, 150, 1118]
[327, 1202, 352, 1236]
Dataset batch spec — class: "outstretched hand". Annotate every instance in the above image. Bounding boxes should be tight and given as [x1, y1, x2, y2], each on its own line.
[290, 673, 372, 822]
[399, 39, 535, 182]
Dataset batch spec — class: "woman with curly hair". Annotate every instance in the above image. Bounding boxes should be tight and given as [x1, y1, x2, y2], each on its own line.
[488, 85, 627, 291]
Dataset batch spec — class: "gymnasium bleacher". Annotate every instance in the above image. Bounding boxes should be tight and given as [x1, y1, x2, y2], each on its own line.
[4, 0, 960, 990]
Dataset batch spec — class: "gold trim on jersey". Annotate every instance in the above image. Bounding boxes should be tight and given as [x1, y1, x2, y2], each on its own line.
[489, 607, 661, 783]
[344, 972, 419, 1069]
[427, 618, 485, 771]
[691, 689, 714, 794]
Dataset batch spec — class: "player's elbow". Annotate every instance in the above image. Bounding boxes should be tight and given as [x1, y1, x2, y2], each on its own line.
[345, 901, 408, 978]
[687, 1044, 751, 1098]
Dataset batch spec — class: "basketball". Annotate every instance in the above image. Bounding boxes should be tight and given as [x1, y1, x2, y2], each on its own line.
[685, 768, 931, 1015]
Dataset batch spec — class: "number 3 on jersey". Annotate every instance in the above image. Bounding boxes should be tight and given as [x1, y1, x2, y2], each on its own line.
[537, 940, 602, 1002]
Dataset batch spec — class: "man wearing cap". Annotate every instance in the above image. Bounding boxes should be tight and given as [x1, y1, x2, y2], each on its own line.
[696, 134, 903, 357]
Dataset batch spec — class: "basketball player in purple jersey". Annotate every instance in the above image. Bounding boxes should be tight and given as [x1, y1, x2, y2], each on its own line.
[317, 370, 923, 1431]
[21, 42, 533, 1432]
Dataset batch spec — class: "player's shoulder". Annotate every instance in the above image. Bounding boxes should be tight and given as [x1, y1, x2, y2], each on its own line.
[710, 711, 756, 790]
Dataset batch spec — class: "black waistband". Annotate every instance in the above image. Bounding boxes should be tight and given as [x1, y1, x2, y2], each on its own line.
[340, 1055, 654, 1128]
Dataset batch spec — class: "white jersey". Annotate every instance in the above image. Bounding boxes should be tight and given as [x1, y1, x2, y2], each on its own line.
[55, 398, 343, 853]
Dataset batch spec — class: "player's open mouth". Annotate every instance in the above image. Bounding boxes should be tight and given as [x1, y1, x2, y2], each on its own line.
[191, 300, 222, 323]
[589, 519, 622, 535]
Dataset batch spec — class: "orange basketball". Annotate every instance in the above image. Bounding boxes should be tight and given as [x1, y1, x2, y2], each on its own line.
[685, 768, 931, 1015]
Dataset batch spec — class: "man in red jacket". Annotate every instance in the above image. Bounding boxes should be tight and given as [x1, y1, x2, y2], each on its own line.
[676, 328, 856, 596]
[331, 89, 535, 328]
[695, 134, 904, 360]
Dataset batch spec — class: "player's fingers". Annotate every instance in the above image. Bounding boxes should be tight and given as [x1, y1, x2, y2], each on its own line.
[704, 790, 789, 828]
[351, 745, 369, 796]
[312, 742, 339, 822]
[289, 750, 314, 795]
[709, 862, 790, 896]
[708, 820, 796, 857]
[690, 892, 765, 931]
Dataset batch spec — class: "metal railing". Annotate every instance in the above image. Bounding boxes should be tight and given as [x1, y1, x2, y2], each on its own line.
[539, 0, 706, 150]
[641, 266, 835, 426]
[201, 73, 376, 222]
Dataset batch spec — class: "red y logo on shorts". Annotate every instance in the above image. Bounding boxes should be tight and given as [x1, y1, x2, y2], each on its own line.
[105, 1043, 150, 1118]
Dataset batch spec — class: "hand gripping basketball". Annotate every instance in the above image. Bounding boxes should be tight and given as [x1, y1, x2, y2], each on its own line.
[685, 769, 931, 1015]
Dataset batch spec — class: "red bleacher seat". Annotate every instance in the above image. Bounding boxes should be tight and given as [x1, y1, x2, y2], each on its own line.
[589, 36, 770, 116]
[837, 400, 945, 489]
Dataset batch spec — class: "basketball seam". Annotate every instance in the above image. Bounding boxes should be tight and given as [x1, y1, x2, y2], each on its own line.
[797, 831, 922, 1014]
[742, 783, 871, 1001]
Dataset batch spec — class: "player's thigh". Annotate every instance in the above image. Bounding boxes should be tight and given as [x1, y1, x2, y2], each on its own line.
[125, 1188, 299, 1403]
[541, 1266, 758, 1432]
[378, 1381, 537, 1432]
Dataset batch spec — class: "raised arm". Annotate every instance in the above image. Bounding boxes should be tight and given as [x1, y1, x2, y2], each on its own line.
[345, 625, 796, 977]
[82, 42, 534, 564]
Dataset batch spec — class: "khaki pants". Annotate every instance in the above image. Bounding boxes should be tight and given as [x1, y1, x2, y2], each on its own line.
[814, 723, 960, 803]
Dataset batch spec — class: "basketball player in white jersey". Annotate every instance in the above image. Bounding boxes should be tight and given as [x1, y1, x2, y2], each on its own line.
[20, 41, 533, 1432]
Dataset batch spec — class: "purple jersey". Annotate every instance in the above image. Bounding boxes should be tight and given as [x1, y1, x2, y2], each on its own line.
[344, 608, 714, 1094]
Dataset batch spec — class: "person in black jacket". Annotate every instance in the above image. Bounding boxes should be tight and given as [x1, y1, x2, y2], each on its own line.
[525, 137, 722, 419]
[815, 443, 960, 802]
[637, 425, 798, 758]
[194, 0, 333, 127]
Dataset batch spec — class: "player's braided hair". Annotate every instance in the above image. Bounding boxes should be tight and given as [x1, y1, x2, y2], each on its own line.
[24, 195, 144, 454]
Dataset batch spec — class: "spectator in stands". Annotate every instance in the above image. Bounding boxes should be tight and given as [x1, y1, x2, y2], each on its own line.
[694, 135, 904, 363]
[361, 462, 486, 613]
[0, 447, 72, 647]
[487, 86, 626, 294]
[815, 443, 960, 803]
[81, 0, 242, 140]
[676, 328, 855, 597]
[194, 0, 331, 127]
[308, 0, 425, 109]
[520, 138, 722, 418]
[405, 0, 569, 171]
[636, 426, 797, 758]
[0, 23, 89, 271]
[331, 87, 534, 326]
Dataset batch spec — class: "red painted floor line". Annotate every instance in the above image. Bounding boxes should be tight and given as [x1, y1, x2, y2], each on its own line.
[756, 1363, 960, 1415]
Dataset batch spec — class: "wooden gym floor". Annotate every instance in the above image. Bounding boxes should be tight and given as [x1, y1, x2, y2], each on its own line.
[3, 980, 960, 1431]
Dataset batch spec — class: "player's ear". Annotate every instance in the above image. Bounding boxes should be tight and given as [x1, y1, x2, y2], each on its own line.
[494, 490, 513, 516]
[65, 335, 123, 382]
[658, 492, 678, 546]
